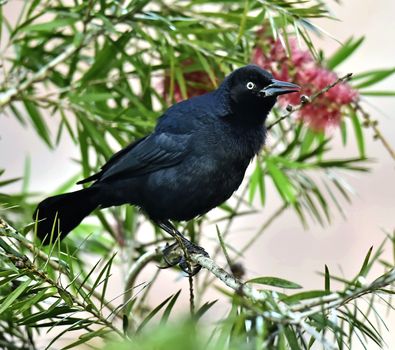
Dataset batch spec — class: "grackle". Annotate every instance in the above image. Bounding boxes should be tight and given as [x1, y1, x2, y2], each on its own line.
[33, 65, 299, 274]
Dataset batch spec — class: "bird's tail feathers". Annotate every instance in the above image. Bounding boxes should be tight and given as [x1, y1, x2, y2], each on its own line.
[33, 188, 99, 243]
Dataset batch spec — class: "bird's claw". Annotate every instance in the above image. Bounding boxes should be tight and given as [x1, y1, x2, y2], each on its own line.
[161, 242, 183, 268]
[160, 240, 209, 276]
[179, 258, 202, 276]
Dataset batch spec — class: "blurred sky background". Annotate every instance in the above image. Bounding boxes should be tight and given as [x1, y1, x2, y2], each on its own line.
[1, 1, 395, 348]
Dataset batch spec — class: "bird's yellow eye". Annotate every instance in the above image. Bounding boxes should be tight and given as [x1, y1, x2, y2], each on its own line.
[246, 82, 255, 90]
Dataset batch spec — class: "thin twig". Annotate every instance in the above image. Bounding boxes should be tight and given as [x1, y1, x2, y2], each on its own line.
[188, 274, 195, 316]
[293, 268, 395, 319]
[354, 102, 395, 161]
[216, 227, 233, 272]
[123, 249, 161, 309]
[238, 203, 288, 256]
[197, 203, 287, 299]
[134, 268, 161, 312]
[311, 73, 353, 100]
[267, 73, 353, 130]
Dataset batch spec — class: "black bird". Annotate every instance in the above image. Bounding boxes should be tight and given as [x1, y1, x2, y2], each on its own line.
[34, 65, 299, 273]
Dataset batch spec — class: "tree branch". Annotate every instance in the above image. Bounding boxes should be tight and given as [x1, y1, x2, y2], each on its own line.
[192, 252, 395, 348]
[192, 253, 268, 301]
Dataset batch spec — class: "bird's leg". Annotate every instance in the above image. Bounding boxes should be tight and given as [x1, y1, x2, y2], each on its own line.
[157, 222, 192, 271]
[156, 220, 209, 276]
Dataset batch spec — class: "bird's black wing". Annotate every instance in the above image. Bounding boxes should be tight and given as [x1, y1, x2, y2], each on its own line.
[77, 136, 148, 184]
[78, 133, 190, 184]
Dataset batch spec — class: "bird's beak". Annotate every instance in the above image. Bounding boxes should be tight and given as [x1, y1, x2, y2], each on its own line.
[259, 79, 300, 97]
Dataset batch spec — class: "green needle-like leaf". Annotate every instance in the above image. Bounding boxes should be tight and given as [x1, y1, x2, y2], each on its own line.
[247, 276, 302, 289]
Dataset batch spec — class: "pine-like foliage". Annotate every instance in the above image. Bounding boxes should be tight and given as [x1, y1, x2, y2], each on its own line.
[0, 1, 394, 349]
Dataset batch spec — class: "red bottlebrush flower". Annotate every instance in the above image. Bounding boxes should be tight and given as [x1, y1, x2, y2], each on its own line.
[163, 59, 216, 103]
[252, 37, 358, 131]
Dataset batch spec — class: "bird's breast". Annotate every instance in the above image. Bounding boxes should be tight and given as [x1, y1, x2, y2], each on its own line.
[201, 121, 266, 163]
[140, 120, 266, 221]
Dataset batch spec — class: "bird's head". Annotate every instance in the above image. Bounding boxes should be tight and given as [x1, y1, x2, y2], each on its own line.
[225, 65, 300, 124]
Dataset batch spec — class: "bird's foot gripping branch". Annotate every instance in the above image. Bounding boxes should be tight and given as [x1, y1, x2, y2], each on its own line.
[159, 226, 210, 276]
